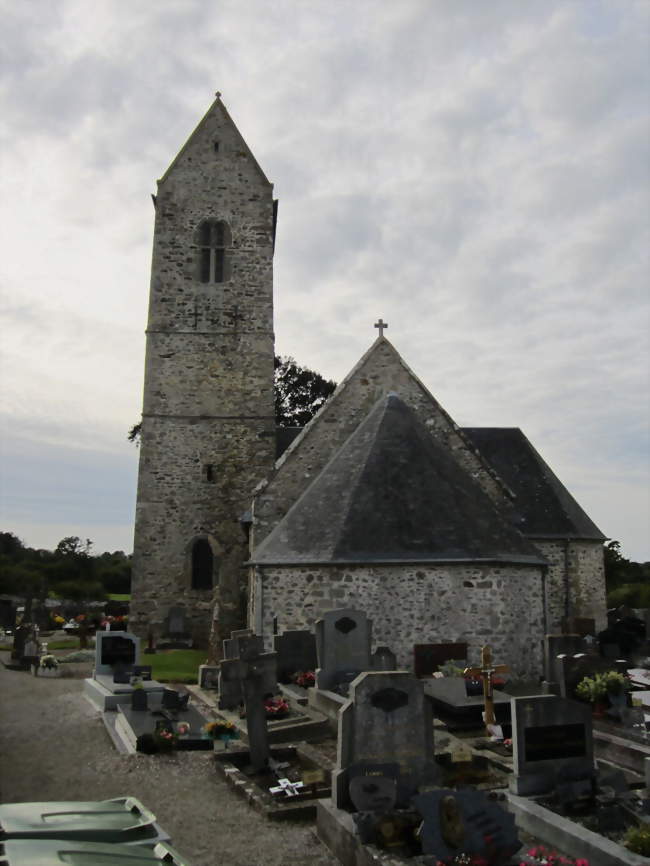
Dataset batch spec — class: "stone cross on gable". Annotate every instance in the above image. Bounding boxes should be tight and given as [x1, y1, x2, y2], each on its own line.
[374, 318, 388, 337]
[464, 645, 509, 730]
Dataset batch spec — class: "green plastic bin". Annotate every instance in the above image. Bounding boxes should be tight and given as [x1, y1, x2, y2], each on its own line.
[0, 839, 188, 866]
[0, 799, 163, 844]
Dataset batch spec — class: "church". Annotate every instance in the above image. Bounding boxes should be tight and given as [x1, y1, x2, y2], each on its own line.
[129, 95, 607, 679]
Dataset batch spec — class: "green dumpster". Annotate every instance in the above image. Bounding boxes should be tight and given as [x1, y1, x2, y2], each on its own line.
[0, 839, 189, 866]
[0, 799, 166, 845]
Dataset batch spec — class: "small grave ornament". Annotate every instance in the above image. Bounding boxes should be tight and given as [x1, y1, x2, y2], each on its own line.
[464, 645, 509, 732]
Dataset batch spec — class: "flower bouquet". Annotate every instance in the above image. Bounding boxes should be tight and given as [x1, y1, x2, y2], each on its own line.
[153, 727, 177, 752]
[37, 653, 60, 676]
[519, 846, 589, 865]
[265, 696, 290, 719]
[203, 719, 239, 749]
[293, 670, 315, 688]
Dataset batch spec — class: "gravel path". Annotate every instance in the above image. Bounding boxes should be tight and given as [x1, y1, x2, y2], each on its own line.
[0, 656, 339, 866]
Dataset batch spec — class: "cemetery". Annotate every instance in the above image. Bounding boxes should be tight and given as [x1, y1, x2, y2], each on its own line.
[2, 602, 650, 864]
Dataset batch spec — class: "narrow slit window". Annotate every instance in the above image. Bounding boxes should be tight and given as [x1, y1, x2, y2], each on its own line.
[191, 539, 213, 590]
[205, 464, 214, 483]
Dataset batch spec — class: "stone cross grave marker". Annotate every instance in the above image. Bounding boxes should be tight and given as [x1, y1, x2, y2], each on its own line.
[218, 631, 275, 709]
[94, 630, 139, 677]
[333, 671, 436, 810]
[315, 608, 371, 692]
[273, 629, 317, 684]
[463, 645, 509, 732]
[509, 694, 594, 796]
[230, 643, 278, 773]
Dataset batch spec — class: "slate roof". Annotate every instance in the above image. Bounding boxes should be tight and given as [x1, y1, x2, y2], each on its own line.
[462, 427, 606, 540]
[251, 395, 545, 566]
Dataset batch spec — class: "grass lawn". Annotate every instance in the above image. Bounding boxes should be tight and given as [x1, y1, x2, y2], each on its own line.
[148, 649, 206, 684]
[107, 593, 131, 601]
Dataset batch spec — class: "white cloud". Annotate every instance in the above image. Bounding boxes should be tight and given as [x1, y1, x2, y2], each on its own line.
[0, 0, 648, 560]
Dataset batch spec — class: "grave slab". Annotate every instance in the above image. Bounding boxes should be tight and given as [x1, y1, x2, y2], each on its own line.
[115, 703, 213, 753]
[422, 676, 513, 730]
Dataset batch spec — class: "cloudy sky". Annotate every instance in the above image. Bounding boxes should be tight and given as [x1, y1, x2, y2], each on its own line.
[1, 0, 648, 561]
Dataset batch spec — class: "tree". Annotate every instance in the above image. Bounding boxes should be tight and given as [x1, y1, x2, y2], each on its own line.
[127, 355, 337, 442]
[274, 355, 337, 427]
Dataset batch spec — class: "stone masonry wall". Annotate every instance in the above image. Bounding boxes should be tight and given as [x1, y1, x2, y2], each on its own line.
[534, 539, 607, 633]
[253, 563, 545, 679]
[252, 339, 512, 550]
[131, 99, 276, 648]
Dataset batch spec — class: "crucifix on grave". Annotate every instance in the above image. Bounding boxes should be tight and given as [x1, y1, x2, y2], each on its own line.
[374, 318, 388, 337]
[463, 645, 509, 733]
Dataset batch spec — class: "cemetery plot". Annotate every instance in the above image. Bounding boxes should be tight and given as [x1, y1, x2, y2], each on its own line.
[214, 743, 333, 820]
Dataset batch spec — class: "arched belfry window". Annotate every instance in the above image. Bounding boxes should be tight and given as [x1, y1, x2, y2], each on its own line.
[197, 220, 231, 283]
[191, 538, 214, 590]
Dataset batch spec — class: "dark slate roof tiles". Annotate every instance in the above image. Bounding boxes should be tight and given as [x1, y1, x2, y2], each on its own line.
[252, 395, 544, 565]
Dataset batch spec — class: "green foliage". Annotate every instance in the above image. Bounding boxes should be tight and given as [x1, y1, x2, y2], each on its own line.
[575, 673, 608, 703]
[604, 540, 650, 590]
[607, 582, 650, 608]
[274, 355, 337, 427]
[624, 824, 650, 855]
[149, 649, 206, 683]
[0, 533, 130, 606]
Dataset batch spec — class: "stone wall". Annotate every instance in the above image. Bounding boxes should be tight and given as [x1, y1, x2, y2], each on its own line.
[251, 562, 545, 679]
[534, 539, 607, 633]
[130, 99, 276, 648]
[251, 339, 512, 550]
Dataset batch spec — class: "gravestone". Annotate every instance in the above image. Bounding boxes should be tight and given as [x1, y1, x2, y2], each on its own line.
[159, 606, 192, 648]
[198, 664, 219, 689]
[95, 631, 139, 676]
[315, 608, 371, 692]
[371, 646, 397, 671]
[273, 629, 317, 683]
[333, 671, 436, 810]
[413, 789, 520, 861]
[510, 695, 594, 795]
[413, 643, 468, 678]
[223, 629, 257, 660]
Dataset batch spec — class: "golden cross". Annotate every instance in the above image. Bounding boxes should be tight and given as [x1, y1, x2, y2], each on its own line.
[463, 645, 509, 730]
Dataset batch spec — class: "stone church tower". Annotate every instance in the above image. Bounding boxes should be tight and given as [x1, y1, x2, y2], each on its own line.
[130, 95, 277, 648]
